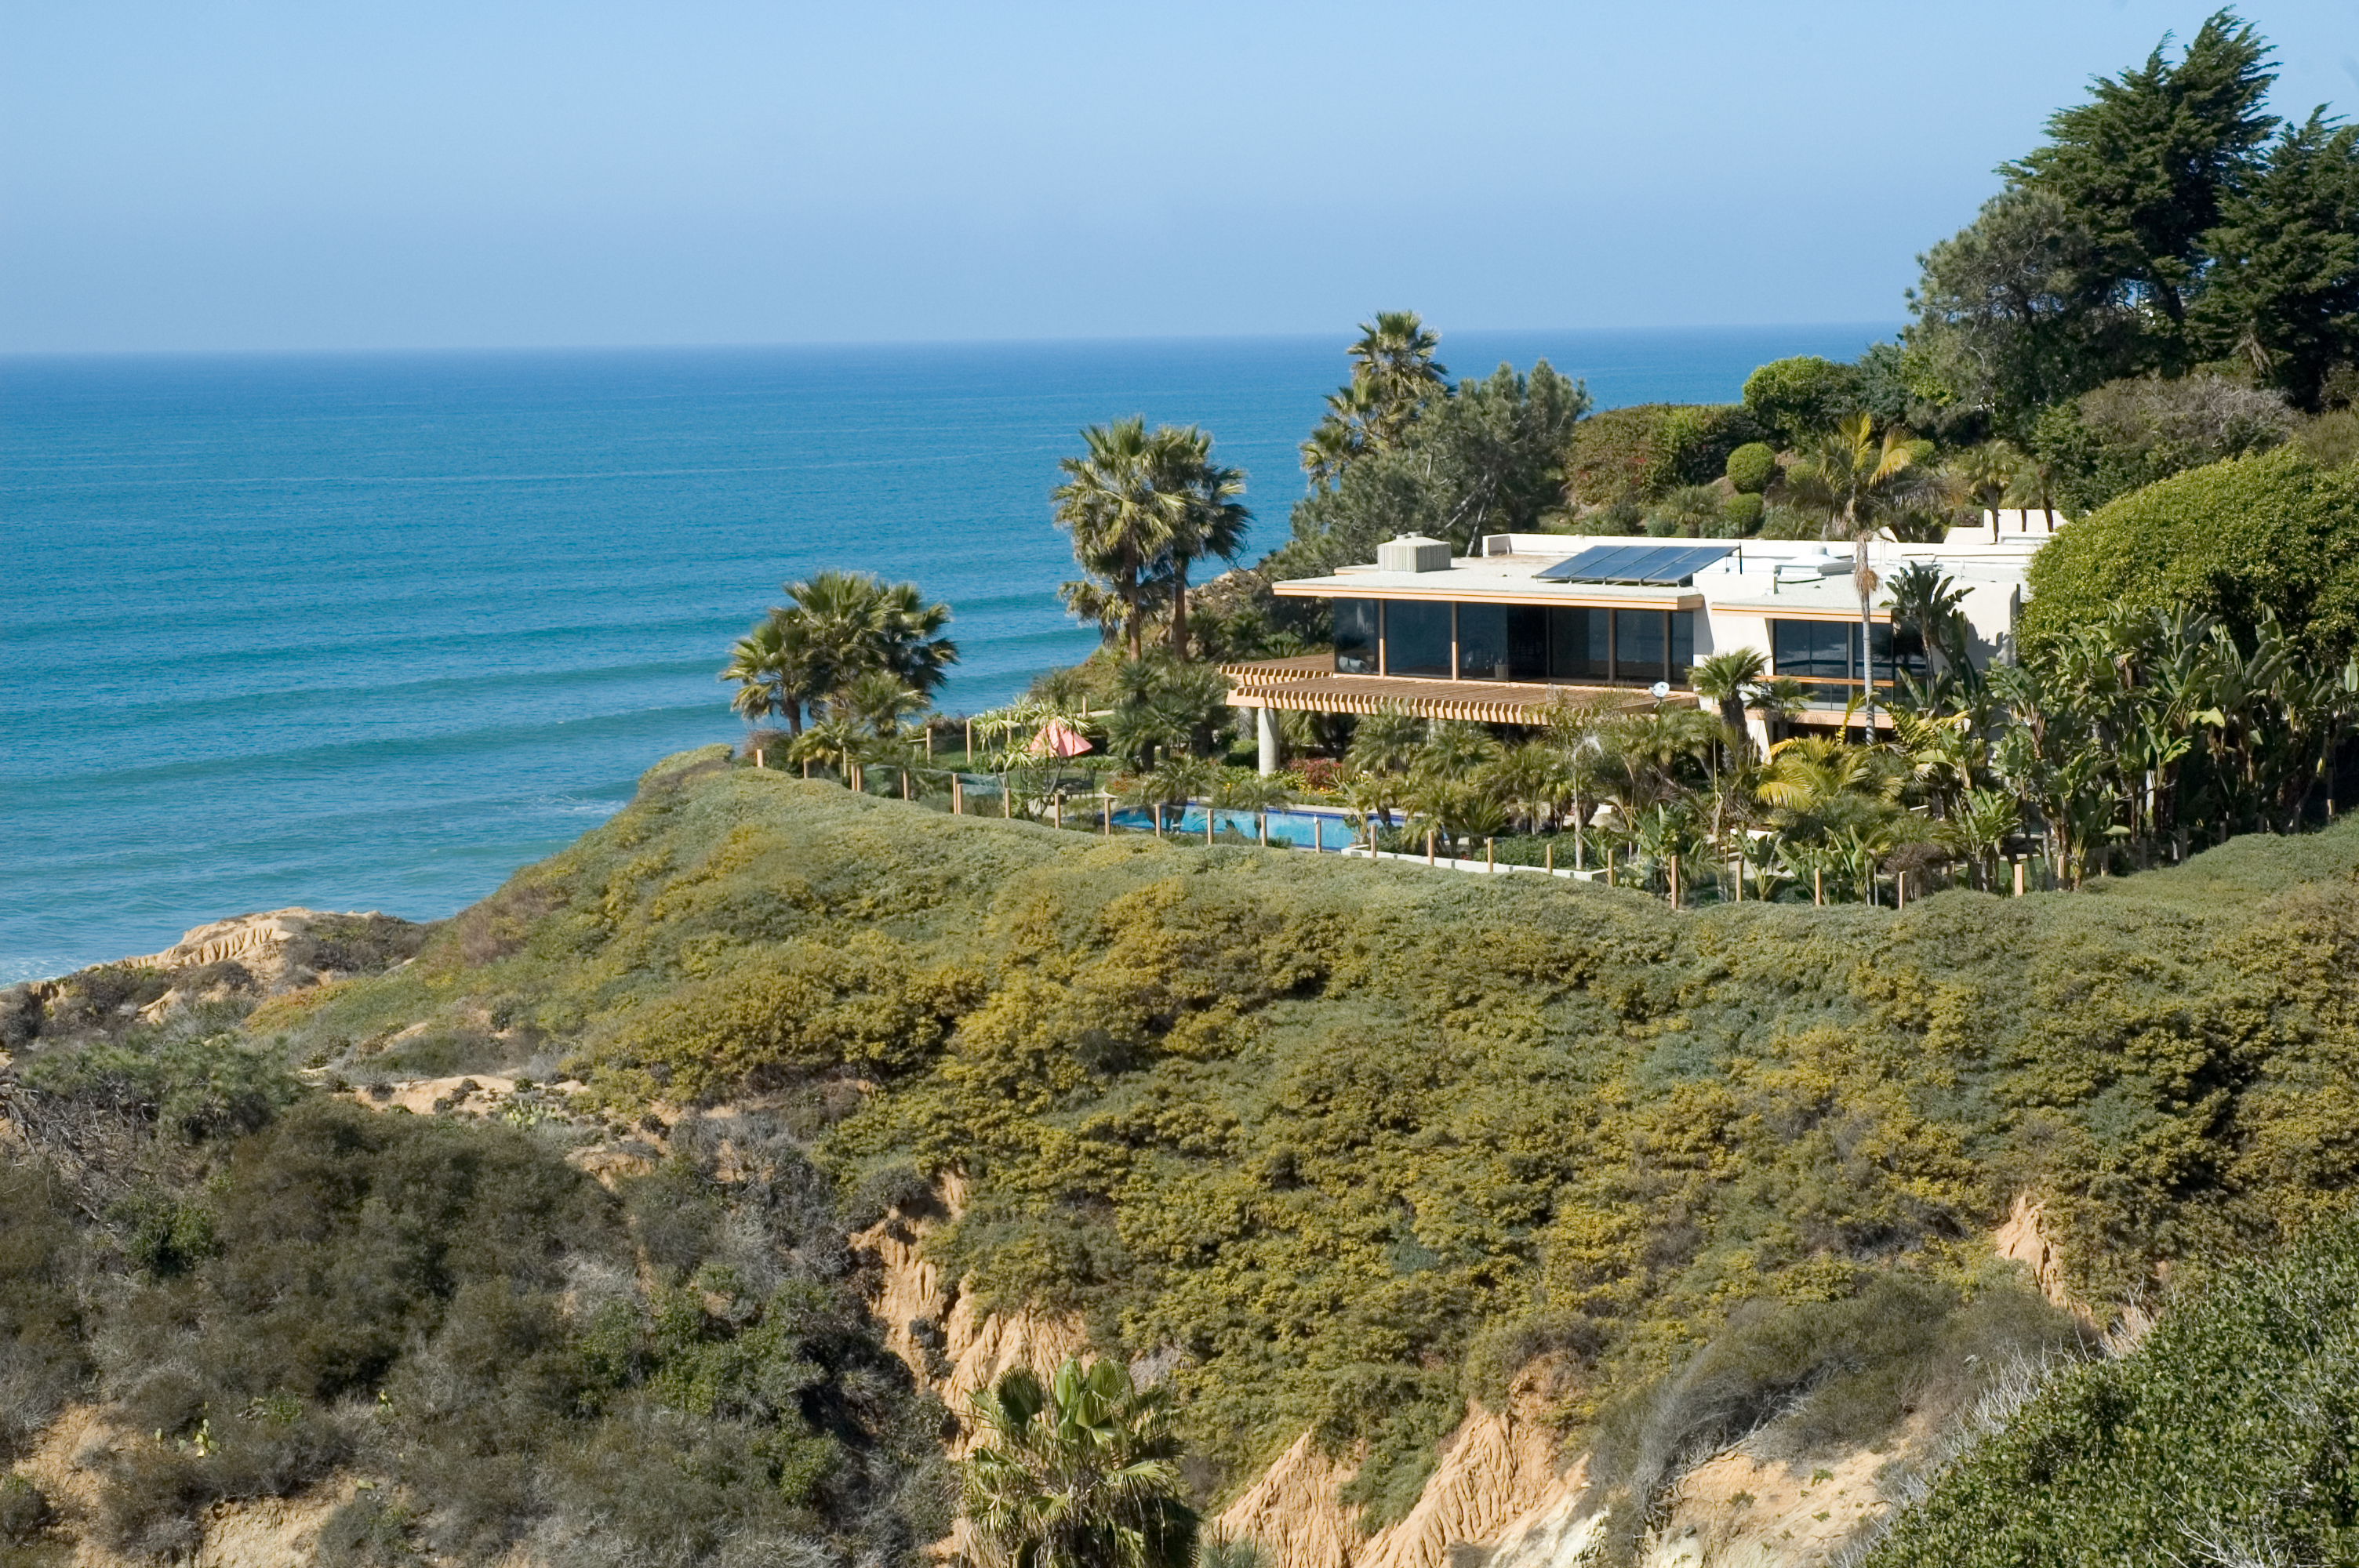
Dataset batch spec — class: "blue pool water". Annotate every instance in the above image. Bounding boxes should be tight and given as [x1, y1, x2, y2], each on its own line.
[2, 325, 1893, 978]
[1109, 804, 1361, 849]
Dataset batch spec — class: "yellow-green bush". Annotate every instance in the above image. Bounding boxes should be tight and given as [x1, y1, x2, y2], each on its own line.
[278, 758, 2359, 1527]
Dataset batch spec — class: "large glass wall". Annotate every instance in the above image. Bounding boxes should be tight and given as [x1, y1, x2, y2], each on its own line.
[1548, 607, 1610, 680]
[1770, 619, 1929, 689]
[1333, 598, 1378, 674]
[1334, 599, 1692, 686]
[1456, 602, 1508, 679]
[1386, 601, 1452, 677]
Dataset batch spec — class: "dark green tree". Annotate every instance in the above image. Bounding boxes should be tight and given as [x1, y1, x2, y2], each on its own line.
[1274, 363, 1588, 577]
[2003, 9, 2277, 341]
[2190, 109, 2359, 408]
[1739, 357, 1863, 446]
[1906, 188, 2150, 435]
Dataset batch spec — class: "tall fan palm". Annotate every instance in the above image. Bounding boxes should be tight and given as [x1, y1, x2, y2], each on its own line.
[769, 570, 959, 720]
[1299, 311, 1448, 483]
[1786, 413, 1934, 735]
[1055, 418, 1181, 659]
[1055, 419, 1247, 659]
[1347, 310, 1449, 445]
[720, 616, 808, 735]
[1954, 441, 2020, 542]
[962, 1358, 1198, 1568]
[1155, 426, 1251, 658]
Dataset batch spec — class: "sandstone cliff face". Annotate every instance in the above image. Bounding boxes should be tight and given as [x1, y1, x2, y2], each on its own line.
[15, 1404, 354, 1568]
[852, 1173, 1091, 1456]
[2, 908, 425, 1051]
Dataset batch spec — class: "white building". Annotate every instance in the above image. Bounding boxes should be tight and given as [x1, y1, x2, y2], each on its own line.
[1224, 528, 2048, 772]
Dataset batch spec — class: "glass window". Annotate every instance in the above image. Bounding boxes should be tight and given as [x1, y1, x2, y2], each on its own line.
[1507, 606, 1550, 681]
[1547, 607, 1608, 680]
[1384, 600, 1452, 677]
[1772, 619, 1853, 681]
[1670, 611, 1695, 687]
[1877, 622, 1931, 684]
[1334, 599, 1378, 674]
[1457, 602, 1508, 680]
[1615, 608, 1666, 682]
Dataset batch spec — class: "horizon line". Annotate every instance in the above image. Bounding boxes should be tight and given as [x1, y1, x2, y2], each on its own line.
[0, 321, 1907, 362]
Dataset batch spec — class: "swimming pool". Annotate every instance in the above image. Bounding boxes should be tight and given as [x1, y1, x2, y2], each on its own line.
[1107, 804, 1370, 850]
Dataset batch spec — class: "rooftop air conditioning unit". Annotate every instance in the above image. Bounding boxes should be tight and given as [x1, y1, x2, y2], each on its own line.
[1377, 535, 1452, 573]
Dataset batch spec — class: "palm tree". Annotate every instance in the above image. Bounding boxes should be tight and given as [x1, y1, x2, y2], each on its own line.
[1299, 311, 1448, 483]
[1692, 648, 1768, 762]
[766, 571, 959, 723]
[1954, 441, 2020, 542]
[1785, 413, 1936, 735]
[720, 616, 807, 735]
[1056, 421, 1249, 660]
[1347, 310, 1448, 445]
[840, 670, 929, 738]
[962, 1358, 1197, 1568]
[1884, 561, 1972, 688]
[1056, 418, 1186, 660]
[1345, 706, 1425, 781]
[1155, 428, 1250, 659]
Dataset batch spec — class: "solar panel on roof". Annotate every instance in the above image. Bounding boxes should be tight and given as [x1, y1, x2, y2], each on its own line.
[1535, 543, 1736, 586]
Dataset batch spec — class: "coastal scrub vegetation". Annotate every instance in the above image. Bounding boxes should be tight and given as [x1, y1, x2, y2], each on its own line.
[1862, 1207, 2359, 1567]
[235, 750, 2359, 1534]
[0, 1000, 951, 1566]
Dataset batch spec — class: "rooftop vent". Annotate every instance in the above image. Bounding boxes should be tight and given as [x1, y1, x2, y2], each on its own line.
[1377, 535, 1452, 573]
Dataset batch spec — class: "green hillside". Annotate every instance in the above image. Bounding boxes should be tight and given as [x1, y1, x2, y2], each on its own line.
[234, 748, 2359, 1526]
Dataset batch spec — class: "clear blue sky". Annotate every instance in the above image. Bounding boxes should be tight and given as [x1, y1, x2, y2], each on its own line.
[4, 0, 2355, 353]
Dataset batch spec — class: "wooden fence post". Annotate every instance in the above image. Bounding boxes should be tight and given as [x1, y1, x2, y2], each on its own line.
[1670, 855, 1679, 909]
[1485, 837, 1494, 872]
[1426, 829, 1435, 866]
[1545, 842, 1554, 874]
[1102, 792, 1111, 836]
[952, 776, 963, 815]
[1606, 848, 1616, 888]
[1258, 812, 1267, 847]
[1001, 775, 1010, 819]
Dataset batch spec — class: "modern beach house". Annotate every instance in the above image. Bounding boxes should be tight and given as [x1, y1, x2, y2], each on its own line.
[1225, 527, 2049, 773]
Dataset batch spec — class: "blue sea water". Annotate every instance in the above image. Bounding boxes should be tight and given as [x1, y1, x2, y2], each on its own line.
[2, 325, 1893, 980]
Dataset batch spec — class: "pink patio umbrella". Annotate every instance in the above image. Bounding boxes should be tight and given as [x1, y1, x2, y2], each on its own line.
[1027, 718, 1094, 759]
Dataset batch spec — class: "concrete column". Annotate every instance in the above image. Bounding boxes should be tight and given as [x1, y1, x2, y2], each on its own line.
[1256, 706, 1280, 776]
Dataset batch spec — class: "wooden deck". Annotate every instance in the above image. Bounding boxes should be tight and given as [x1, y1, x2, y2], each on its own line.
[1221, 656, 1661, 725]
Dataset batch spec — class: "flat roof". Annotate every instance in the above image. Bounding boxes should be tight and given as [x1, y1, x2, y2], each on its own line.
[1270, 534, 2035, 619]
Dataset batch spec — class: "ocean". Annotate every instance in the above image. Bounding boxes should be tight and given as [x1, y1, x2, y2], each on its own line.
[2, 325, 1895, 980]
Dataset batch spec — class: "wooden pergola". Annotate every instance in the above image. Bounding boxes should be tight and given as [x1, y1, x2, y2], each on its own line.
[1221, 656, 1661, 726]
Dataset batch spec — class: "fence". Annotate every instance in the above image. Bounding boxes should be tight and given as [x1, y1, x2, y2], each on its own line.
[738, 757, 2082, 908]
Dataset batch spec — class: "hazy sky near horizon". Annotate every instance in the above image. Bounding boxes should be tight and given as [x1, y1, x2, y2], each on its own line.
[5, 1, 2357, 353]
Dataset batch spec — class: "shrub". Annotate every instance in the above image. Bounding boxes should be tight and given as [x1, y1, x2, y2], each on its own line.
[0, 1474, 50, 1545]
[1718, 492, 1765, 536]
[1864, 1211, 2359, 1567]
[1757, 502, 1825, 540]
[2030, 374, 2296, 513]
[1743, 357, 1863, 445]
[2020, 445, 2359, 656]
[1725, 442, 1777, 493]
[1565, 406, 1766, 505]
[271, 758, 2359, 1541]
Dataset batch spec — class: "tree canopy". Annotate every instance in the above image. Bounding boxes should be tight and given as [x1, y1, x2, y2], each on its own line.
[1273, 361, 1590, 577]
[1910, 9, 2359, 423]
